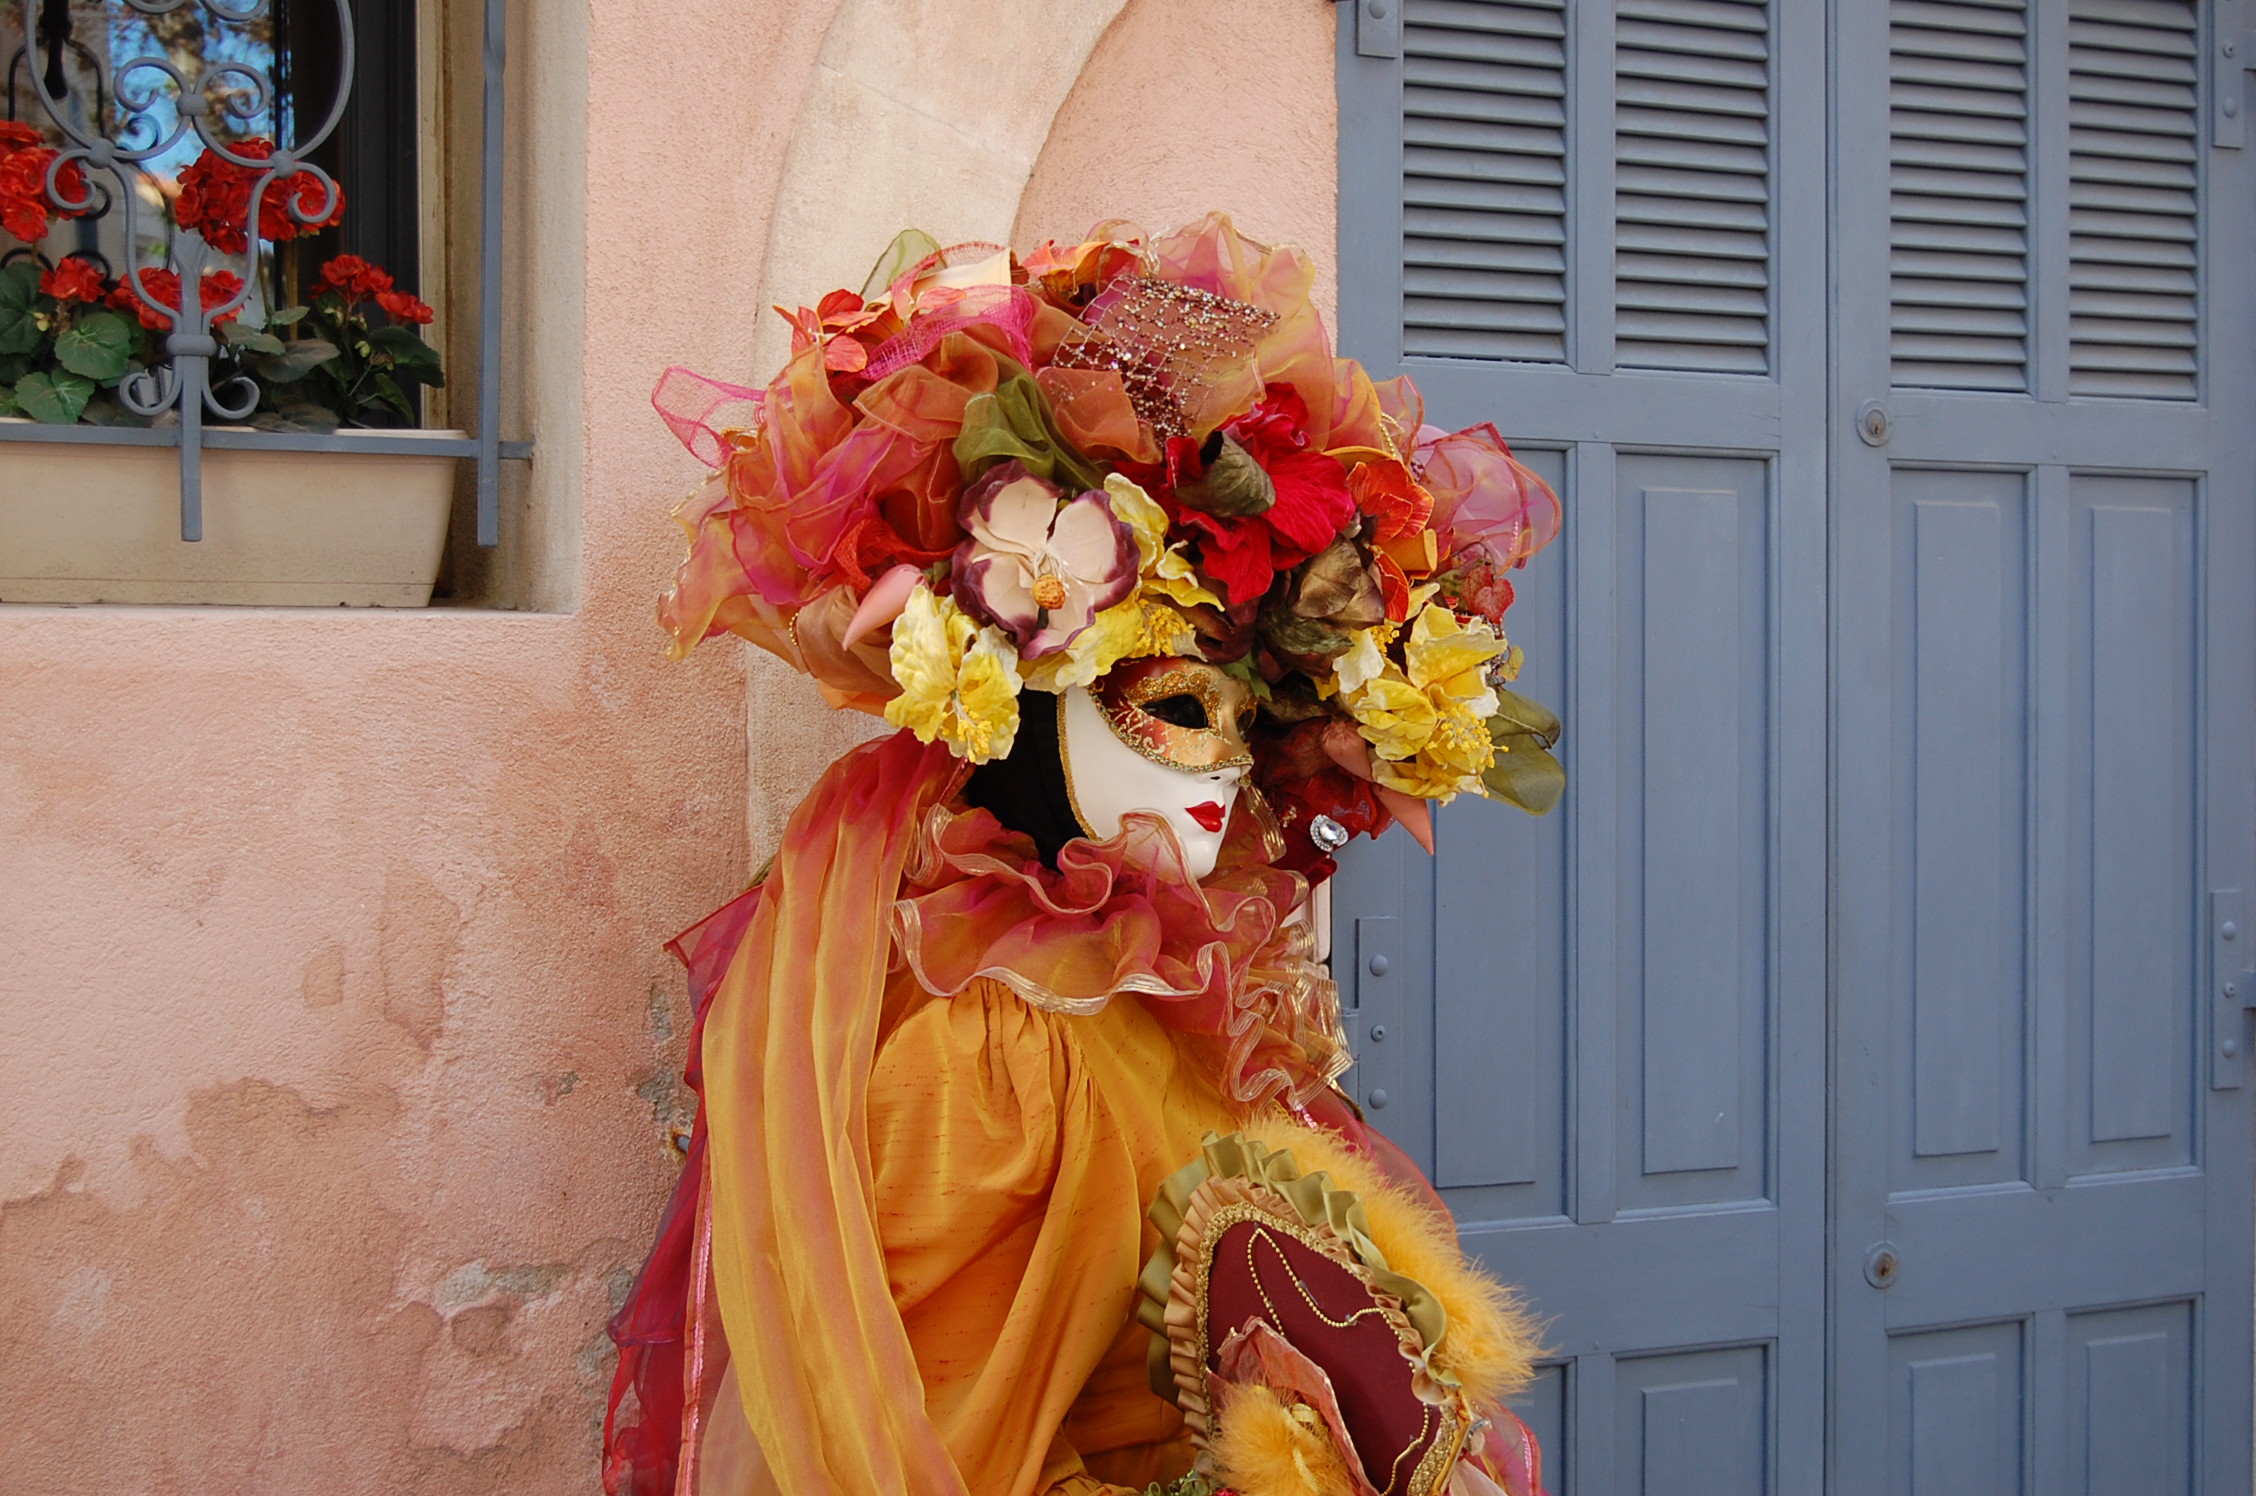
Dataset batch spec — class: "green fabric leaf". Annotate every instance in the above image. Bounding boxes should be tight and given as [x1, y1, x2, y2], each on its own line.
[953, 375, 1103, 492]
[1481, 688, 1566, 814]
[253, 338, 340, 384]
[54, 309, 133, 381]
[15, 370, 93, 424]
[859, 228, 944, 300]
[1488, 687, 1560, 749]
[1258, 607, 1354, 659]
[0, 262, 45, 356]
[1481, 740, 1566, 815]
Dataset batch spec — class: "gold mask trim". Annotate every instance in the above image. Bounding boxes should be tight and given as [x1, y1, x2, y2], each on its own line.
[1093, 656, 1255, 772]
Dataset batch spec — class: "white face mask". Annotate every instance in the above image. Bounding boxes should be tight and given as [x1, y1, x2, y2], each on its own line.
[1059, 685, 1246, 879]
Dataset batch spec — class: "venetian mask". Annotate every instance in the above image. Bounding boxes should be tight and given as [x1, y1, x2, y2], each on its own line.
[1059, 656, 1254, 879]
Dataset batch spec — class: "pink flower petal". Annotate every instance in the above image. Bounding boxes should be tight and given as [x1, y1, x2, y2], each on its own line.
[977, 473, 1066, 553]
[842, 563, 923, 648]
[1045, 495, 1135, 585]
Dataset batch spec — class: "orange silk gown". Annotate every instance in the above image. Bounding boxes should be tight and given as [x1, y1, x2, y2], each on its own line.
[867, 974, 1246, 1496]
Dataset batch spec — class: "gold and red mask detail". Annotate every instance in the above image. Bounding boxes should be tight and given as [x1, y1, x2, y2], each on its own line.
[1094, 656, 1255, 772]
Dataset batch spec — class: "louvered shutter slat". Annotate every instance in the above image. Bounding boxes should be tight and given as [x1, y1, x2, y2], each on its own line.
[1613, 0, 1773, 374]
[1403, 0, 1571, 362]
[1889, 0, 2030, 391]
[2068, 0, 2198, 397]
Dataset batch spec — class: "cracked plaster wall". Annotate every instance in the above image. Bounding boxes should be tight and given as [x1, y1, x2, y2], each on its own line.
[0, 0, 1336, 1489]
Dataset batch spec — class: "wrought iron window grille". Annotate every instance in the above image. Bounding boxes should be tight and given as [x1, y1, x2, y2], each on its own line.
[1, 0, 528, 547]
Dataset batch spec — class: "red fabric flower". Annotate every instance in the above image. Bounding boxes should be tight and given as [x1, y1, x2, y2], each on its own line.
[1254, 720, 1394, 882]
[1176, 384, 1357, 606]
[109, 268, 244, 331]
[0, 121, 87, 245]
[40, 255, 105, 304]
[375, 287, 434, 325]
[174, 138, 343, 255]
[310, 253, 394, 302]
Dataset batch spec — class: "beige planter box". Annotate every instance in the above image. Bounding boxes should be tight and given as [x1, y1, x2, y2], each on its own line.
[0, 425, 464, 607]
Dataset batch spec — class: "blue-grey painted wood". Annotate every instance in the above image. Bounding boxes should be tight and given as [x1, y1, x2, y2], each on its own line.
[1830, 2, 2252, 1494]
[1336, 0, 1832, 1489]
[1618, 1347, 1769, 1496]
[1342, 0, 2251, 1490]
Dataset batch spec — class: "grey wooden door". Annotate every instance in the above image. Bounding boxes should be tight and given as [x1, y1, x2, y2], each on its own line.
[1332, 0, 2255, 1491]
[1335, 0, 1830, 1487]
[1828, 1, 2254, 1493]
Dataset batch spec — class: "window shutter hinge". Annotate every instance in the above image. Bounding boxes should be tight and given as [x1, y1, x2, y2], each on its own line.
[1353, 0, 1400, 59]
[2216, 0, 2251, 148]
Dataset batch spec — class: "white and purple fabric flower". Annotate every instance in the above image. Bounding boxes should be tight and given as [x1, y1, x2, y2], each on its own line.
[951, 462, 1137, 657]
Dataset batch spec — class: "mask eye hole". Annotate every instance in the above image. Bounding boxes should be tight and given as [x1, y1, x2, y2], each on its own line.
[1142, 692, 1210, 730]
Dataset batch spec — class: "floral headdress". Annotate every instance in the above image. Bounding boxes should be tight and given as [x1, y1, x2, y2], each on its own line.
[657, 215, 1563, 877]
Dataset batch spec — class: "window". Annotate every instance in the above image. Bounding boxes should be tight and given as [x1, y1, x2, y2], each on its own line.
[0, 0, 537, 603]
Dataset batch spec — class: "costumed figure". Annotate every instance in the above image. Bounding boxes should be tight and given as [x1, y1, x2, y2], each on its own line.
[605, 216, 1566, 1496]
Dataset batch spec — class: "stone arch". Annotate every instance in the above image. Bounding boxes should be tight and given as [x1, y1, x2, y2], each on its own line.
[749, 0, 1131, 373]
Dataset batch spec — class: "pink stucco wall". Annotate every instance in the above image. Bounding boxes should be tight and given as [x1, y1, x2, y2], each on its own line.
[0, 0, 1335, 1488]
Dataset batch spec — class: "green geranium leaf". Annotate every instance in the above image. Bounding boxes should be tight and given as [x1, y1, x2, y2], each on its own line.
[0, 261, 44, 356]
[220, 322, 288, 356]
[54, 309, 133, 381]
[16, 370, 94, 424]
[266, 304, 309, 327]
[0, 351, 29, 384]
[370, 371, 416, 424]
[253, 338, 340, 384]
[0, 384, 18, 418]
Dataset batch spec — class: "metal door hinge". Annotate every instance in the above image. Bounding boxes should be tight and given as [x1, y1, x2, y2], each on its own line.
[2211, 891, 2256, 1088]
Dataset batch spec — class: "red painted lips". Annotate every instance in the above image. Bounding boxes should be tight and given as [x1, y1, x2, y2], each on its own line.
[1186, 801, 1227, 832]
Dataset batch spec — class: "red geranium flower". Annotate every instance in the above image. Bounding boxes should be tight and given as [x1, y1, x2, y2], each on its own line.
[0, 120, 88, 245]
[375, 287, 434, 325]
[1175, 384, 1357, 606]
[174, 138, 343, 255]
[310, 253, 394, 302]
[40, 255, 105, 304]
[109, 268, 244, 331]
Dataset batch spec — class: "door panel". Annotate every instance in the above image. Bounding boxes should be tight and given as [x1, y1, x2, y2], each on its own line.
[1338, 0, 1831, 1488]
[1833, 0, 2251, 1493]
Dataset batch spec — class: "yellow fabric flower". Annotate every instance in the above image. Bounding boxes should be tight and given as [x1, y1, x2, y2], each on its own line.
[885, 584, 1023, 761]
[1020, 592, 1198, 692]
[1336, 605, 1510, 799]
[1107, 474, 1221, 610]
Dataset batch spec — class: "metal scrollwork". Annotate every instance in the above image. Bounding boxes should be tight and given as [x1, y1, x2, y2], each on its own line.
[16, 0, 355, 540]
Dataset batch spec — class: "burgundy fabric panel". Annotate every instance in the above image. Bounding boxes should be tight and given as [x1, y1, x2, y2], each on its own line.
[1204, 1219, 1441, 1489]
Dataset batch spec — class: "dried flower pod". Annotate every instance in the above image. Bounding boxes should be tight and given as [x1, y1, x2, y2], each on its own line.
[1176, 432, 1276, 517]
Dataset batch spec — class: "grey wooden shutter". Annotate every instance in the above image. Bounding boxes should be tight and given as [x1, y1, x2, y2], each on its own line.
[2066, 0, 2199, 397]
[1401, 0, 1570, 360]
[1613, 0, 1773, 373]
[1887, 0, 2032, 392]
